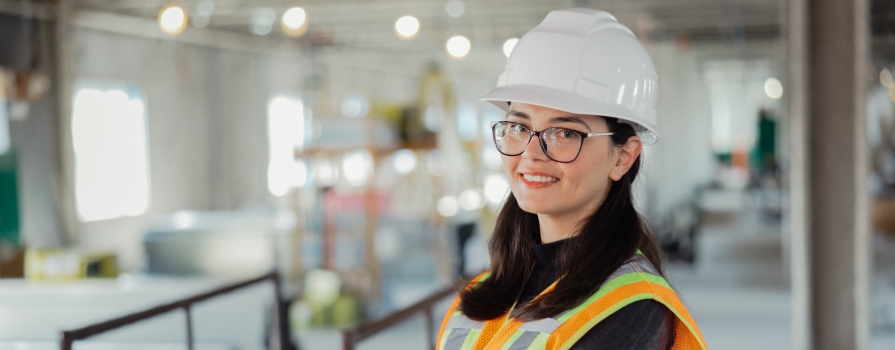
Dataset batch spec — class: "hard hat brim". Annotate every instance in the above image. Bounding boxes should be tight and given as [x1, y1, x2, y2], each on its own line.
[480, 84, 658, 145]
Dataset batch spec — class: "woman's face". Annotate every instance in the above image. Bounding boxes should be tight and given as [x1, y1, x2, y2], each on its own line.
[500, 102, 619, 221]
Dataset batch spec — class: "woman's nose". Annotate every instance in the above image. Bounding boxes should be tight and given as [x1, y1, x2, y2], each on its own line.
[521, 133, 549, 161]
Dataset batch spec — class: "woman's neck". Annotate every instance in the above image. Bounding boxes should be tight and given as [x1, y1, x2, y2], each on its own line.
[537, 197, 605, 243]
[537, 213, 584, 243]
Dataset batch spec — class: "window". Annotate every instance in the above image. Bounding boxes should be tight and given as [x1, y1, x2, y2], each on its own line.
[703, 60, 777, 155]
[267, 95, 308, 196]
[71, 81, 150, 222]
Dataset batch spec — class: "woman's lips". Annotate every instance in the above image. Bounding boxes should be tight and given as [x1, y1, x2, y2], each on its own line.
[519, 173, 559, 189]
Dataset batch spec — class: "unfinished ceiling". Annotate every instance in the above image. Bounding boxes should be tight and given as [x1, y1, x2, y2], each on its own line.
[69, 0, 785, 52]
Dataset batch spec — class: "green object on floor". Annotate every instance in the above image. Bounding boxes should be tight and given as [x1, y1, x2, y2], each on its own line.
[0, 151, 19, 247]
[332, 294, 360, 329]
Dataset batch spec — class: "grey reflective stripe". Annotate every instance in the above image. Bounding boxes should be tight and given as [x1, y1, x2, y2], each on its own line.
[629, 255, 660, 275]
[519, 318, 562, 334]
[443, 328, 471, 350]
[446, 315, 485, 330]
[600, 255, 661, 289]
[507, 331, 540, 350]
[602, 263, 639, 287]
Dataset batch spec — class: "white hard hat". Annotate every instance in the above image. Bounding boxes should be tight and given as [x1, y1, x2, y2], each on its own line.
[481, 8, 659, 145]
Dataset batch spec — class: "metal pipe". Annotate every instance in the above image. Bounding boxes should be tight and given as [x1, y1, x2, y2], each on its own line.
[424, 307, 435, 350]
[272, 272, 290, 350]
[184, 305, 193, 350]
[58, 271, 288, 349]
[59, 332, 72, 350]
[342, 332, 355, 350]
[341, 286, 456, 349]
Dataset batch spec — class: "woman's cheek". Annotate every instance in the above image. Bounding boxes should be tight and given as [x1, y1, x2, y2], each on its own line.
[501, 157, 517, 181]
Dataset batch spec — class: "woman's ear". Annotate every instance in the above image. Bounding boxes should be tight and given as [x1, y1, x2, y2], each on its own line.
[609, 136, 643, 181]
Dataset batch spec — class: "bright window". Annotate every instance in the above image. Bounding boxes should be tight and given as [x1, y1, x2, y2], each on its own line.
[703, 60, 775, 154]
[267, 96, 307, 196]
[71, 81, 150, 222]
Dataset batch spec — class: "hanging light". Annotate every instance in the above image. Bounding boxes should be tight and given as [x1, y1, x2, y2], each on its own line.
[483, 174, 509, 207]
[392, 149, 418, 175]
[192, 0, 214, 28]
[444, 0, 465, 18]
[158, 3, 188, 36]
[251, 7, 276, 36]
[437, 196, 459, 217]
[881, 68, 894, 88]
[459, 189, 484, 211]
[342, 149, 374, 187]
[446, 35, 471, 59]
[764, 77, 783, 99]
[394, 15, 420, 40]
[282, 7, 309, 37]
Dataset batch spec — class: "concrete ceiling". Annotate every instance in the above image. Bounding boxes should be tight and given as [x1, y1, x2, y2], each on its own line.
[69, 0, 785, 52]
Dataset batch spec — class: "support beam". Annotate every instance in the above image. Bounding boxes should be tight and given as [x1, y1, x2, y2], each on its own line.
[785, 0, 810, 347]
[806, 0, 871, 349]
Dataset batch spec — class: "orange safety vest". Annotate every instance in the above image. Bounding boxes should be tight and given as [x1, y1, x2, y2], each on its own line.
[436, 254, 708, 350]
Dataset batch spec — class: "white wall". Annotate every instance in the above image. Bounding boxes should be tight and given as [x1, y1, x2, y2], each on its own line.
[68, 28, 310, 270]
[9, 90, 67, 249]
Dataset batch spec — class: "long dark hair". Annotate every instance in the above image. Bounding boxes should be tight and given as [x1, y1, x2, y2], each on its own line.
[459, 118, 664, 321]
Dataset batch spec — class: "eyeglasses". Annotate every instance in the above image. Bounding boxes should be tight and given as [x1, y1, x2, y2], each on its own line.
[490, 121, 614, 163]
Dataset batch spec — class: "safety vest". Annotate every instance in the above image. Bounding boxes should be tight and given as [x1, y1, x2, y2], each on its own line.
[436, 254, 708, 350]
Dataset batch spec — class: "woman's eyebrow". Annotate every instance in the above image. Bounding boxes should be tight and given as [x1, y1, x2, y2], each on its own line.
[550, 116, 592, 132]
[506, 110, 530, 120]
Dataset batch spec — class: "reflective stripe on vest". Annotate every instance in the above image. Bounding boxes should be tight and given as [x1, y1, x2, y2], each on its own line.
[437, 256, 708, 350]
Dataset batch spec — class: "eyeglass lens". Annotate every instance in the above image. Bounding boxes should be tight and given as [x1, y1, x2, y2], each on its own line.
[492, 122, 582, 162]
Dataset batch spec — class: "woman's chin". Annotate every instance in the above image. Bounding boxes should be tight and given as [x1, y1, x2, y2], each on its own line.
[516, 200, 552, 215]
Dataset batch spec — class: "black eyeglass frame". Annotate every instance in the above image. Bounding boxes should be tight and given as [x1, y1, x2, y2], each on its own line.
[489, 121, 615, 163]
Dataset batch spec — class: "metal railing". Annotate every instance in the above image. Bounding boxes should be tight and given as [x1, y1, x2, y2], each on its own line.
[341, 286, 458, 350]
[59, 271, 291, 350]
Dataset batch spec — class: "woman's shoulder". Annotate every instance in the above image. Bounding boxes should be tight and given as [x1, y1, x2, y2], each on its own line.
[570, 299, 674, 350]
[596, 253, 665, 289]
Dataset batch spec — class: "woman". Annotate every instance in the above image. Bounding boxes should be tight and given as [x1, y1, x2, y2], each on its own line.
[436, 8, 707, 350]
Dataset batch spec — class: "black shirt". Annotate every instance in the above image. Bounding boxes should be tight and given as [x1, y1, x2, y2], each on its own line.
[518, 239, 674, 350]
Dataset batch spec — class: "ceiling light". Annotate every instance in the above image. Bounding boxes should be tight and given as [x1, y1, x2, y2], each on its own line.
[313, 153, 338, 187]
[394, 15, 420, 40]
[197, 0, 214, 16]
[503, 38, 519, 58]
[764, 77, 783, 99]
[342, 149, 374, 187]
[445, 0, 465, 18]
[340, 93, 369, 118]
[426, 151, 445, 176]
[282, 7, 308, 37]
[392, 149, 417, 175]
[251, 7, 276, 36]
[192, 0, 214, 28]
[437, 196, 459, 217]
[446, 35, 471, 59]
[158, 3, 188, 36]
[881, 68, 894, 88]
[483, 174, 509, 207]
[459, 189, 483, 211]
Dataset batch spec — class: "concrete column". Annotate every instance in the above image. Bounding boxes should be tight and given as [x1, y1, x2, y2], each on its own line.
[53, 1, 79, 246]
[805, 0, 871, 349]
[785, 0, 810, 347]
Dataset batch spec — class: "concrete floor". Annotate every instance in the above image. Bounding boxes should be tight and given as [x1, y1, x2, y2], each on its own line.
[298, 200, 895, 349]
[4, 196, 893, 349]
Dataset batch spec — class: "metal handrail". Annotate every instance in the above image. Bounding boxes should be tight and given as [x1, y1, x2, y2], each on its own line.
[59, 271, 291, 350]
[341, 285, 459, 350]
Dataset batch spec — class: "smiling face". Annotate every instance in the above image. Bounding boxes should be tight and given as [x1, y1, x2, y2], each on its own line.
[500, 102, 620, 228]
